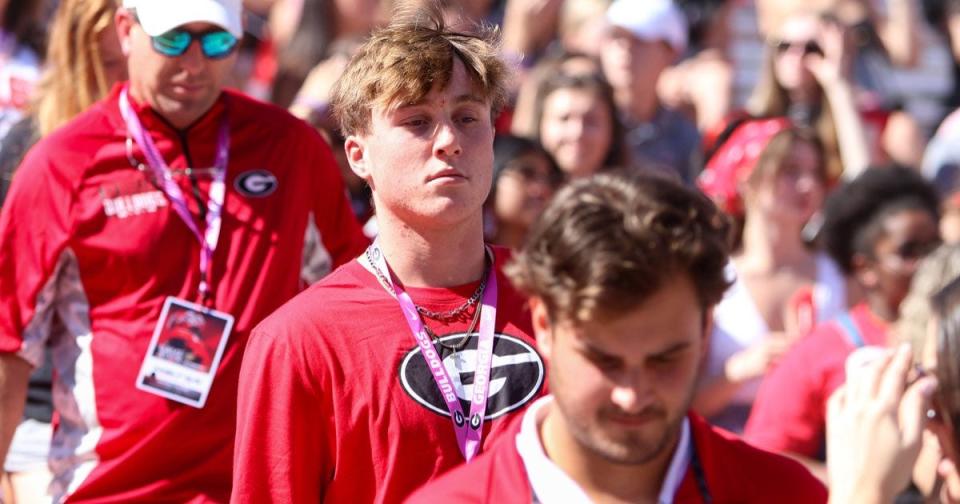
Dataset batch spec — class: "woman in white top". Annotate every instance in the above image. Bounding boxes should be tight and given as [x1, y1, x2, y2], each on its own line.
[695, 116, 848, 432]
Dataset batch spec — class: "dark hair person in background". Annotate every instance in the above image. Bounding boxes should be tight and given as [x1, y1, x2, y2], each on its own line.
[485, 134, 562, 250]
[532, 70, 627, 179]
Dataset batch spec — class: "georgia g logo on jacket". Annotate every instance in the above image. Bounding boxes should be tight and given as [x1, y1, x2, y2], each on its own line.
[235, 169, 278, 197]
[399, 333, 545, 419]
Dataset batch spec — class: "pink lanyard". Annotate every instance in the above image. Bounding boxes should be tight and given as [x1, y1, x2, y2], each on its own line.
[368, 243, 498, 462]
[118, 86, 229, 302]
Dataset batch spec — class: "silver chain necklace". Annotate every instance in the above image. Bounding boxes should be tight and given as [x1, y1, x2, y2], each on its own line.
[365, 246, 488, 322]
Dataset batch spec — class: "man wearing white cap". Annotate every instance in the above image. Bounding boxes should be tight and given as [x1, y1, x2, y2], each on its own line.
[600, 0, 702, 183]
[0, 0, 367, 501]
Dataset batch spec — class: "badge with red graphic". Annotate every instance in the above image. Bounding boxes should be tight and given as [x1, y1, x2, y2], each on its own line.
[136, 297, 235, 408]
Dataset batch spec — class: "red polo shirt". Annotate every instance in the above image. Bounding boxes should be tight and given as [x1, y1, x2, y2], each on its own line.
[407, 405, 827, 503]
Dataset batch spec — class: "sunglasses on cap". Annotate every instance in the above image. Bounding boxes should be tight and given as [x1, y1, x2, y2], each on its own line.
[774, 39, 824, 57]
[150, 28, 238, 59]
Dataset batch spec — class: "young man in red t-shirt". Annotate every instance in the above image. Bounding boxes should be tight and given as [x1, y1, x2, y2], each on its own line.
[231, 6, 546, 503]
[409, 173, 827, 503]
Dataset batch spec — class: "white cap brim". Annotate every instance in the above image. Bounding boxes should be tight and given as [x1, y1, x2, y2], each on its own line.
[128, 0, 243, 39]
[606, 0, 688, 54]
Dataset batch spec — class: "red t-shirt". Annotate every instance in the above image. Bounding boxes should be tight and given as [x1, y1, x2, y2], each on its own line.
[744, 304, 890, 458]
[0, 83, 368, 502]
[407, 409, 827, 503]
[232, 249, 547, 504]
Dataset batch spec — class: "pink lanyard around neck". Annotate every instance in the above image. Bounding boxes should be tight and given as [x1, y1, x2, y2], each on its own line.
[118, 86, 229, 303]
[367, 242, 498, 462]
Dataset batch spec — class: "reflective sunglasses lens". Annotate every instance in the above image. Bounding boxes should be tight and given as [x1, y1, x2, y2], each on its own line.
[201, 31, 238, 59]
[152, 30, 192, 57]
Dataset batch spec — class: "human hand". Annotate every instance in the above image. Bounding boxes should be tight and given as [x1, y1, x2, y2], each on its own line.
[826, 345, 937, 503]
[805, 17, 852, 92]
[939, 458, 960, 503]
[724, 336, 793, 384]
[502, 0, 563, 55]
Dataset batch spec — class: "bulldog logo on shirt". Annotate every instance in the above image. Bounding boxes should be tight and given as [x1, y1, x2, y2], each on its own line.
[398, 333, 545, 420]
[235, 169, 278, 197]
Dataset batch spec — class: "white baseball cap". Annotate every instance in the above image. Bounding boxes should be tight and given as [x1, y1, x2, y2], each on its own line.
[606, 0, 688, 54]
[123, 0, 243, 39]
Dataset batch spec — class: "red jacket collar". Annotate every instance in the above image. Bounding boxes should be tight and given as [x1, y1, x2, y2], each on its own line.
[103, 82, 229, 168]
[104, 82, 227, 138]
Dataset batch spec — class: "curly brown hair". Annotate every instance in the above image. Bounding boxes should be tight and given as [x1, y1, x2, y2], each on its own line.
[507, 171, 732, 323]
[330, 2, 509, 137]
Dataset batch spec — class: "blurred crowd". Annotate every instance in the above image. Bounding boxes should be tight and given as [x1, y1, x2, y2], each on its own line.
[6, 0, 960, 502]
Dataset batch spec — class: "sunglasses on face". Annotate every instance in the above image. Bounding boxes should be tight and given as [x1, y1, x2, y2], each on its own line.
[774, 39, 824, 57]
[151, 29, 238, 59]
[895, 238, 942, 262]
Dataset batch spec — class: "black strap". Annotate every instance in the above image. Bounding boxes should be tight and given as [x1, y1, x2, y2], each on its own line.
[529, 428, 713, 503]
[689, 436, 712, 503]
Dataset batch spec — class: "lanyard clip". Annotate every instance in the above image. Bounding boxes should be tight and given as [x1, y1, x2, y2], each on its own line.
[199, 281, 213, 308]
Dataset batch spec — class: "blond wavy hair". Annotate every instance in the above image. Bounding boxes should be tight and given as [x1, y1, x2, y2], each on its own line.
[331, 2, 508, 136]
[896, 244, 960, 359]
[32, 0, 119, 136]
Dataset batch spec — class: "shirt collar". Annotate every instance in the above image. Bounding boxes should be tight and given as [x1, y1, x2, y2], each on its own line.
[515, 395, 691, 504]
[105, 82, 227, 138]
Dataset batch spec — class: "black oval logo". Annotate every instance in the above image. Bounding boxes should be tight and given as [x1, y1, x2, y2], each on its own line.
[234, 170, 278, 197]
[398, 333, 544, 420]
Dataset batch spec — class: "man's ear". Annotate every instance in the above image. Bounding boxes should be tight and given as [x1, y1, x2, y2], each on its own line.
[530, 297, 553, 362]
[115, 8, 135, 57]
[343, 134, 373, 188]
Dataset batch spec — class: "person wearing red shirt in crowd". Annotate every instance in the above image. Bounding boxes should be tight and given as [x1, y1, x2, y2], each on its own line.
[0, 0, 367, 501]
[231, 6, 546, 503]
[745, 165, 941, 481]
[409, 172, 827, 503]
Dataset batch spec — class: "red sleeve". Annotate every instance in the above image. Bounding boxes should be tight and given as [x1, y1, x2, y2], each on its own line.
[231, 315, 332, 503]
[739, 444, 828, 503]
[308, 132, 368, 268]
[692, 415, 827, 503]
[0, 139, 72, 360]
[744, 329, 835, 458]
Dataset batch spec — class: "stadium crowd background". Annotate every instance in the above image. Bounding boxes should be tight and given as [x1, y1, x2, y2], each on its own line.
[5, 0, 960, 502]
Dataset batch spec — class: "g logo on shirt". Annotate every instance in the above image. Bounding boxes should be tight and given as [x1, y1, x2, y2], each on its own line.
[399, 333, 544, 420]
[235, 170, 278, 197]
